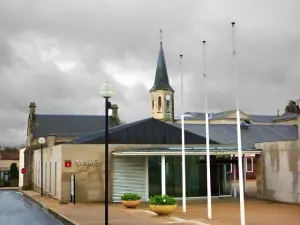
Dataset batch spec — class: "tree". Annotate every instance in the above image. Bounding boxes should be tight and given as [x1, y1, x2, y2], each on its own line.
[9, 163, 19, 180]
[284, 100, 300, 114]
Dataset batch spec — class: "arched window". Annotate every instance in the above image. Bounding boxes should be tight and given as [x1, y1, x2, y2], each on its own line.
[166, 99, 170, 111]
[158, 96, 162, 111]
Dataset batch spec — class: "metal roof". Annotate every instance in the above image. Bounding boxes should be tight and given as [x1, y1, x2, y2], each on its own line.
[172, 123, 298, 148]
[70, 117, 219, 145]
[182, 111, 280, 123]
[32, 114, 115, 137]
[273, 112, 297, 121]
[149, 42, 174, 92]
[112, 146, 262, 156]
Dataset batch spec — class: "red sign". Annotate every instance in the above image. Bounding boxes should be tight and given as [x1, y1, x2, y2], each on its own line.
[65, 160, 72, 168]
[21, 168, 27, 174]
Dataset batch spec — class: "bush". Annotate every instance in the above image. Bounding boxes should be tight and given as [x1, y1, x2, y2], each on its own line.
[149, 195, 177, 205]
[9, 163, 19, 180]
[121, 193, 141, 201]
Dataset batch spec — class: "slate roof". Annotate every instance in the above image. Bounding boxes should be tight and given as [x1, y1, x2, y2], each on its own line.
[32, 114, 115, 138]
[172, 123, 298, 148]
[149, 42, 174, 92]
[273, 112, 297, 121]
[182, 111, 280, 123]
[70, 117, 219, 145]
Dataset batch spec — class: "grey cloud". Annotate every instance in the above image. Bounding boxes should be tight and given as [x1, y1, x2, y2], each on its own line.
[1, 0, 300, 145]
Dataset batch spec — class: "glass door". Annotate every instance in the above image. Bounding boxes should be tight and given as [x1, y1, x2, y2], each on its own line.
[148, 156, 162, 197]
[166, 156, 182, 197]
[219, 164, 232, 195]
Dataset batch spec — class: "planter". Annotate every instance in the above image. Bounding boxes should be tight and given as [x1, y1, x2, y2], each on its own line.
[149, 204, 177, 215]
[121, 200, 141, 208]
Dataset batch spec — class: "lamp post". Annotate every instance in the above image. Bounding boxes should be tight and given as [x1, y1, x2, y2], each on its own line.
[38, 137, 46, 197]
[99, 82, 115, 225]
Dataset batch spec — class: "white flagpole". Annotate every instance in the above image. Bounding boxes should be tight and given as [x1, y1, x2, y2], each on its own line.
[232, 22, 246, 225]
[180, 54, 186, 213]
[203, 41, 212, 220]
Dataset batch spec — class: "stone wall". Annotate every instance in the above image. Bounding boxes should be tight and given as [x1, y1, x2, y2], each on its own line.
[255, 141, 300, 204]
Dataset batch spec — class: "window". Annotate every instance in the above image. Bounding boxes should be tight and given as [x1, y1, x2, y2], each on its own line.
[54, 162, 57, 196]
[45, 162, 47, 192]
[152, 100, 154, 110]
[158, 96, 162, 111]
[49, 162, 51, 194]
[246, 157, 253, 172]
[166, 99, 170, 111]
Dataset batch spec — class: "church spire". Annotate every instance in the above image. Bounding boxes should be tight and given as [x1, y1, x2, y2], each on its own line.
[150, 30, 174, 92]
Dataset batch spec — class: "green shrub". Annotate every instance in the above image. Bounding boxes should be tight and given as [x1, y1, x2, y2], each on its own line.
[9, 163, 19, 180]
[149, 195, 177, 205]
[121, 193, 141, 201]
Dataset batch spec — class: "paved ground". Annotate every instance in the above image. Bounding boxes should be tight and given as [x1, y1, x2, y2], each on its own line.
[0, 190, 63, 225]
[22, 181, 300, 225]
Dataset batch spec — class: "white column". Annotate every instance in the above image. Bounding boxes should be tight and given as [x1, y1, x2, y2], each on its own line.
[181, 114, 186, 213]
[233, 164, 237, 197]
[161, 156, 166, 195]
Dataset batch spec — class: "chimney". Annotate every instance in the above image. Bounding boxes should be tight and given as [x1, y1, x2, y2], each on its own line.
[29, 102, 36, 116]
[46, 135, 56, 147]
[111, 104, 121, 125]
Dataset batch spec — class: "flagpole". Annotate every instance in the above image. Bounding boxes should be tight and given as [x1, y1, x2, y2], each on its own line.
[203, 41, 212, 220]
[232, 22, 246, 225]
[180, 54, 186, 214]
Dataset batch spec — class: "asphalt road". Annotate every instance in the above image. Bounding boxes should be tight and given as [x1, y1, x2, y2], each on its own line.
[0, 190, 63, 225]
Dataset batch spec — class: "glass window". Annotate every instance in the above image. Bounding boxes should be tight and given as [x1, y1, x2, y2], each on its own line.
[148, 156, 161, 197]
[166, 156, 182, 197]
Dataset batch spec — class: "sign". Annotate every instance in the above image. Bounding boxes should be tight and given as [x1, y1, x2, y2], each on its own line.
[70, 174, 75, 204]
[21, 168, 27, 174]
[65, 160, 72, 168]
[74, 160, 99, 166]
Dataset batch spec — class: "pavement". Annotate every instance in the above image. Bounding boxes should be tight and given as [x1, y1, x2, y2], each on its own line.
[22, 191, 209, 225]
[21, 181, 300, 225]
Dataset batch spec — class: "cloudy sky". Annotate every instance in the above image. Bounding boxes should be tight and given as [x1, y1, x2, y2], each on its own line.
[0, 0, 299, 145]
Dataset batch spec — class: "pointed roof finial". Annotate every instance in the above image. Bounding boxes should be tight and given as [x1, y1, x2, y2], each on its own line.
[159, 29, 162, 44]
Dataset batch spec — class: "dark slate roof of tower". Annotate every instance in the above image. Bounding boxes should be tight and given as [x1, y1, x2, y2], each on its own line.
[150, 42, 174, 92]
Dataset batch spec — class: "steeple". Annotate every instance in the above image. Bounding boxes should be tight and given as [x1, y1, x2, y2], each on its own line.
[149, 30, 175, 122]
[150, 32, 174, 92]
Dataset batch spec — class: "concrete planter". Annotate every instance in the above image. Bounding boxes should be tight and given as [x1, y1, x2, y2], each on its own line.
[121, 200, 141, 208]
[149, 204, 177, 215]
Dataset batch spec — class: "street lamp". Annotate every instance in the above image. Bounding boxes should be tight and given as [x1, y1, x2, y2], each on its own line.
[38, 137, 46, 197]
[99, 82, 115, 225]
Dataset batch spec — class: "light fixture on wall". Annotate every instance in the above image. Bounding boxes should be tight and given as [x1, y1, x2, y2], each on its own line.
[99, 82, 115, 225]
[38, 137, 46, 197]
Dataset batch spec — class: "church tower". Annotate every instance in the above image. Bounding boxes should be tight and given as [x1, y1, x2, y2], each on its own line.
[149, 32, 175, 121]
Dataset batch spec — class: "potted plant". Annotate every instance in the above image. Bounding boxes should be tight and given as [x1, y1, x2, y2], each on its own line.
[149, 195, 177, 215]
[120, 193, 141, 208]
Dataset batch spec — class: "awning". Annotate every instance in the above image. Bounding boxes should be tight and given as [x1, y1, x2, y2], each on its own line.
[112, 146, 262, 156]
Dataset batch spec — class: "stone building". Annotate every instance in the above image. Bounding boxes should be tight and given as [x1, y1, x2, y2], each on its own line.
[23, 102, 120, 190]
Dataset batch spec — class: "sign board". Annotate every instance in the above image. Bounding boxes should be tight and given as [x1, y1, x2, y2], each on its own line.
[21, 168, 27, 174]
[74, 160, 99, 166]
[70, 174, 75, 204]
[65, 160, 72, 168]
